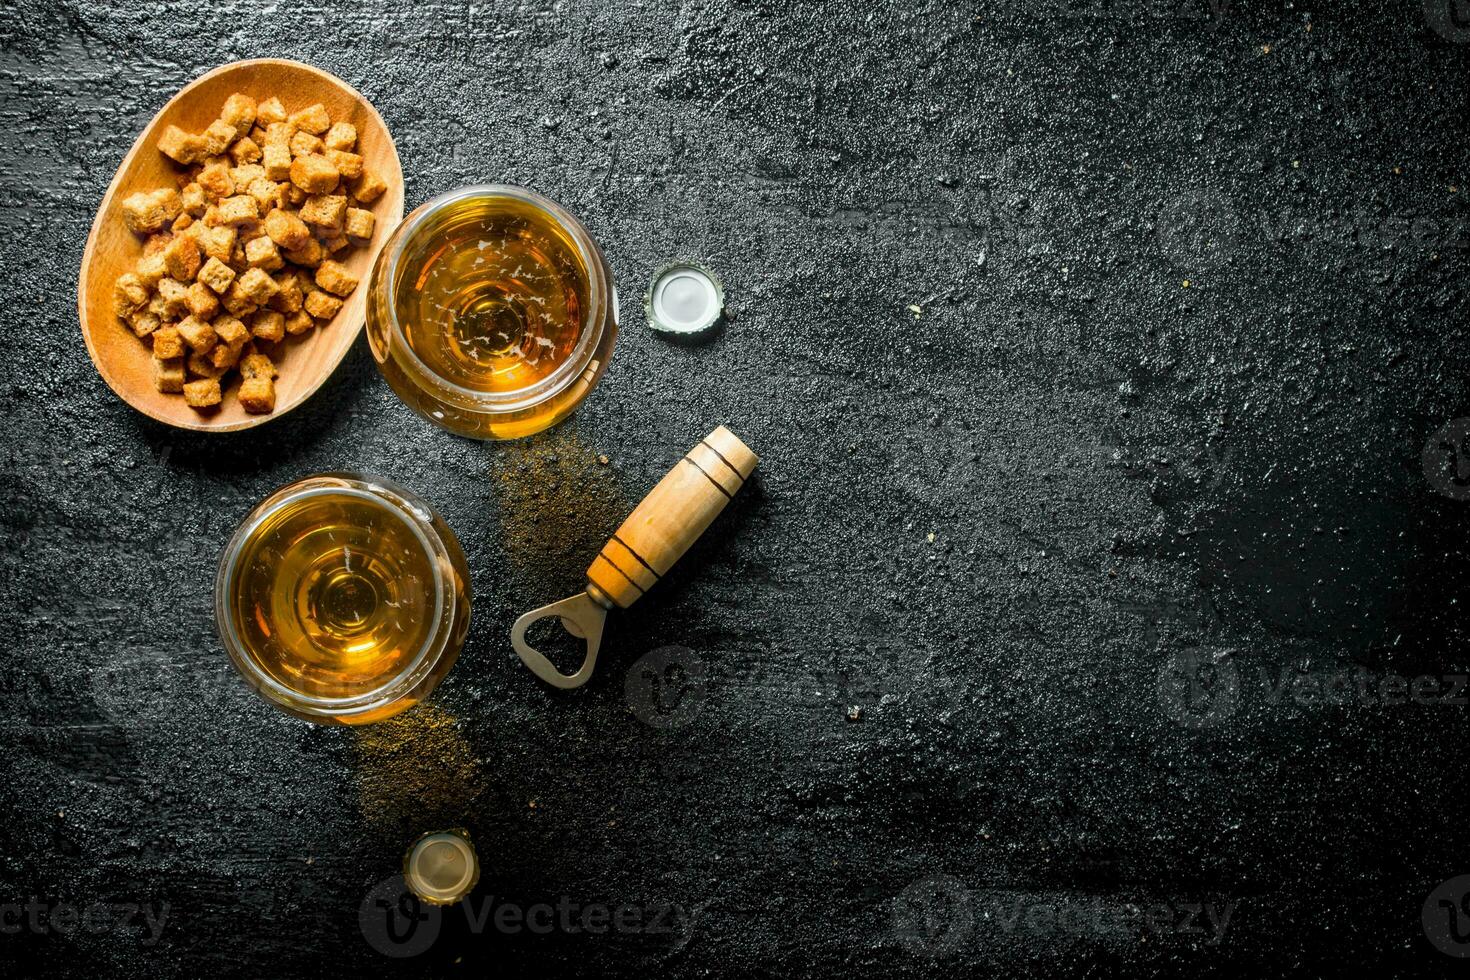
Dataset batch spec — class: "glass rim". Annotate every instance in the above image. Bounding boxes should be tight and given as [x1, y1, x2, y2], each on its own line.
[214, 473, 457, 719]
[377, 183, 611, 413]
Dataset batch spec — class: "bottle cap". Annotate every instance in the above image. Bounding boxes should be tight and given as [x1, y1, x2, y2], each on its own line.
[403, 829, 480, 905]
[644, 261, 724, 335]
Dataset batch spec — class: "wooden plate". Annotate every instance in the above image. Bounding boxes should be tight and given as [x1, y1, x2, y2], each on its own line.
[77, 58, 405, 432]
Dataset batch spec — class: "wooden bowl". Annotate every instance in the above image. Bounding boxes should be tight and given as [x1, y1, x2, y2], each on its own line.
[77, 59, 404, 432]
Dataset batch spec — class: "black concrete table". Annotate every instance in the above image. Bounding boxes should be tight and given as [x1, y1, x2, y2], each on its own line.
[3, 2, 1468, 976]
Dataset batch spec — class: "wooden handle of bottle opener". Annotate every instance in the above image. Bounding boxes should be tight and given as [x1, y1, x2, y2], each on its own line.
[586, 426, 758, 609]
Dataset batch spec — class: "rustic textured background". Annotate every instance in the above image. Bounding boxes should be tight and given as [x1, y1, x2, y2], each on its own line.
[2, 0, 1469, 976]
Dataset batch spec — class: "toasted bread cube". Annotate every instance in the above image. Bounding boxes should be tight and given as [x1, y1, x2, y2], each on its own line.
[209, 339, 242, 371]
[197, 162, 234, 201]
[314, 259, 358, 297]
[290, 154, 339, 194]
[241, 177, 280, 212]
[290, 103, 331, 135]
[325, 149, 363, 180]
[127, 308, 161, 337]
[196, 255, 236, 294]
[283, 237, 325, 267]
[344, 207, 375, 242]
[214, 315, 249, 350]
[228, 136, 262, 165]
[243, 235, 284, 271]
[256, 96, 287, 126]
[323, 121, 357, 151]
[197, 225, 237, 264]
[111, 273, 149, 319]
[201, 204, 221, 227]
[177, 314, 218, 353]
[238, 376, 276, 414]
[180, 182, 207, 216]
[217, 194, 259, 226]
[231, 163, 265, 188]
[220, 93, 257, 137]
[238, 267, 279, 305]
[186, 349, 223, 377]
[221, 280, 258, 316]
[135, 251, 168, 288]
[183, 377, 222, 408]
[174, 210, 197, 232]
[120, 189, 176, 234]
[152, 324, 185, 359]
[267, 272, 304, 312]
[162, 235, 201, 281]
[158, 124, 206, 164]
[285, 309, 316, 334]
[186, 281, 220, 318]
[300, 193, 346, 231]
[251, 309, 286, 342]
[152, 356, 185, 393]
[323, 235, 349, 254]
[303, 290, 343, 320]
[350, 170, 388, 204]
[240, 350, 277, 379]
[289, 130, 324, 157]
[199, 119, 236, 156]
[262, 140, 292, 180]
[156, 277, 189, 317]
[263, 208, 311, 250]
[285, 184, 306, 205]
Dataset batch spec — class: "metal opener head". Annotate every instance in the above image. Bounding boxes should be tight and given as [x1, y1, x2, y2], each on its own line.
[510, 588, 611, 689]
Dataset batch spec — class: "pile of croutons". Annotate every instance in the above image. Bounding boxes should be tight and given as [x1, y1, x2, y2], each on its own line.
[112, 92, 388, 413]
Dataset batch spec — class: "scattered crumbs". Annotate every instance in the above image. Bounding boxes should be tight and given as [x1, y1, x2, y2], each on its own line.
[926, 531, 936, 543]
[305, 856, 314, 865]
[597, 454, 609, 465]
[1261, 44, 1271, 54]
[1393, 166, 1402, 175]
[846, 706, 863, 722]
[907, 304, 923, 317]
[1451, 186, 1460, 194]
[1182, 279, 1191, 288]
[528, 800, 537, 809]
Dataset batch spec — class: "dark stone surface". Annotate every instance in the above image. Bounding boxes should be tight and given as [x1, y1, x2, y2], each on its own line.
[2, 1, 1468, 976]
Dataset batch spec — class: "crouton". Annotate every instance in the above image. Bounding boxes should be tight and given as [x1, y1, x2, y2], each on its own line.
[197, 162, 234, 201]
[325, 149, 363, 180]
[197, 225, 237, 264]
[201, 119, 238, 157]
[240, 351, 277, 379]
[284, 309, 315, 335]
[267, 273, 304, 313]
[290, 154, 339, 194]
[113, 272, 150, 317]
[196, 256, 236, 294]
[231, 163, 266, 188]
[183, 377, 222, 408]
[245, 177, 285, 213]
[153, 357, 185, 393]
[285, 184, 307, 206]
[238, 267, 280, 305]
[220, 93, 257, 138]
[251, 309, 286, 342]
[344, 207, 375, 242]
[181, 182, 207, 216]
[303, 290, 343, 320]
[135, 251, 168, 288]
[322, 234, 350, 253]
[299, 193, 346, 231]
[238, 376, 276, 414]
[162, 235, 201, 281]
[186, 281, 221, 318]
[158, 124, 206, 165]
[228, 136, 262, 165]
[314, 259, 359, 297]
[217, 194, 259, 225]
[120, 188, 180, 234]
[262, 207, 311, 250]
[283, 237, 325, 268]
[152, 324, 185, 360]
[156, 277, 190, 318]
[210, 339, 242, 372]
[257, 97, 287, 126]
[176, 315, 218, 353]
[262, 140, 292, 180]
[289, 130, 324, 157]
[221, 280, 259, 317]
[324, 122, 357, 151]
[290, 103, 331, 135]
[214, 315, 249, 350]
[127, 309, 161, 338]
[350, 170, 388, 204]
[243, 235, 283, 271]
